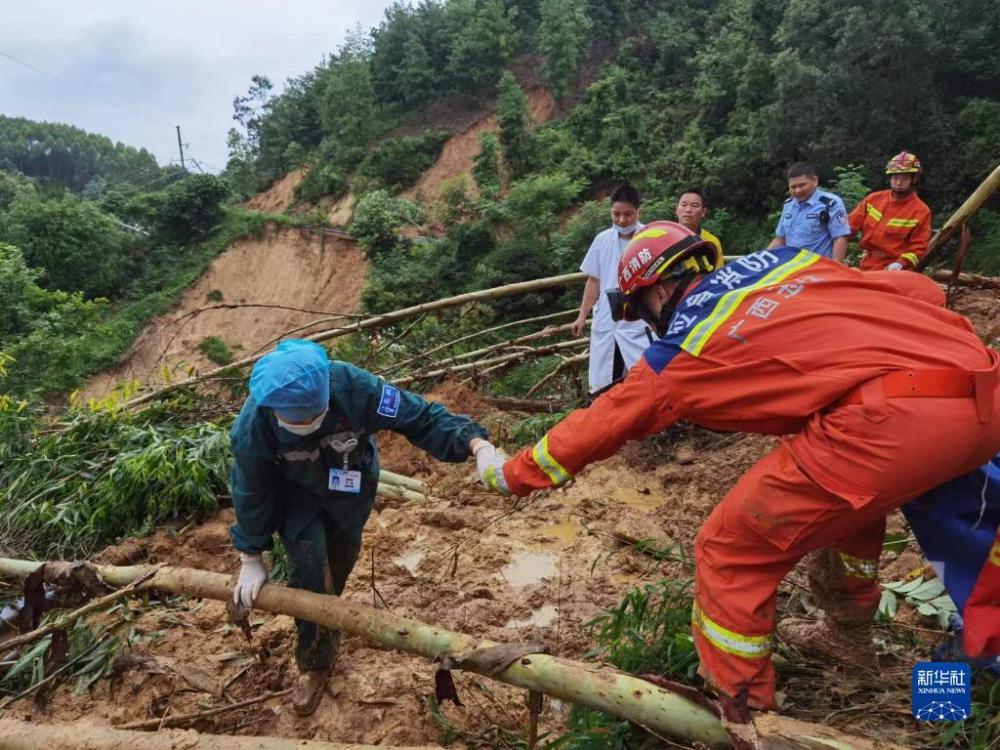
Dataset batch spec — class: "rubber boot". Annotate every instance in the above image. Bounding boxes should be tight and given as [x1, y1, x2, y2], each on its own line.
[292, 665, 332, 717]
[776, 617, 877, 671]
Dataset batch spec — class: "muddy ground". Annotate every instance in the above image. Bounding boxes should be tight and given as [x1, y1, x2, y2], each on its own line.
[7, 288, 998, 748]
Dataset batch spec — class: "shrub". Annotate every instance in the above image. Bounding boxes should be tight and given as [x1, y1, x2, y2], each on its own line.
[199, 336, 233, 365]
[358, 130, 448, 193]
[156, 174, 232, 245]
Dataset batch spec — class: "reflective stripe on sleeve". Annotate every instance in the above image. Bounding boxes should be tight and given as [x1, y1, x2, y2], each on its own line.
[900, 252, 920, 267]
[531, 435, 573, 487]
[866, 203, 883, 222]
[691, 602, 773, 659]
[485, 465, 511, 495]
[838, 551, 879, 580]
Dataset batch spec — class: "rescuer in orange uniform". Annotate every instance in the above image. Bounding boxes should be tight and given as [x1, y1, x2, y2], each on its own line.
[849, 151, 932, 271]
[476, 222, 1000, 736]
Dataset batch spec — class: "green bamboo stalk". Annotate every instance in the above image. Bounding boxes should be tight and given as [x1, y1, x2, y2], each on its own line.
[126, 273, 591, 408]
[378, 470, 424, 492]
[0, 557, 729, 747]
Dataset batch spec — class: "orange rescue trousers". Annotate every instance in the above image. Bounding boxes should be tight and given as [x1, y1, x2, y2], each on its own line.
[693, 365, 1000, 709]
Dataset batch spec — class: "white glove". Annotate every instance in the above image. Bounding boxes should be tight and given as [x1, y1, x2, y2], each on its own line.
[233, 552, 267, 607]
[472, 440, 510, 495]
[886, 262, 904, 271]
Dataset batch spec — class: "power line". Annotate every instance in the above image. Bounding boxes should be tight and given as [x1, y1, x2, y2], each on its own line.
[0, 48, 174, 127]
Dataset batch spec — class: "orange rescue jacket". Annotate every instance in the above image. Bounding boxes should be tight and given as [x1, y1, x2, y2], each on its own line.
[849, 189, 932, 270]
[503, 247, 994, 496]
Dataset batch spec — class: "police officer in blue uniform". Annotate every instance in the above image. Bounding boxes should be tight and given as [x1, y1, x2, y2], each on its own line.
[229, 340, 498, 715]
[768, 162, 851, 262]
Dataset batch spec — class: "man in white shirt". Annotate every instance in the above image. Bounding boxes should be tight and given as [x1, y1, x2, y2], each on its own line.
[572, 185, 651, 397]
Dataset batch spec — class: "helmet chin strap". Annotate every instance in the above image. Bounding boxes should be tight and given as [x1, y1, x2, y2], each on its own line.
[641, 275, 697, 338]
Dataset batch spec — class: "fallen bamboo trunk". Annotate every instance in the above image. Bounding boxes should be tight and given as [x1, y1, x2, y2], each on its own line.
[919, 163, 1000, 269]
[394, 339, 589, 387]
[403, 323, 579, 378]
[378, 310, 578, 377]
[376, 482, 426, 504]
[930, 268, 1000, 289]
[127, 273, 591, 408]
[483, 396, 566, 413]
[0, 557, 730, 747]
[378, 470, 424, 492]
[0, 719, 443, 750]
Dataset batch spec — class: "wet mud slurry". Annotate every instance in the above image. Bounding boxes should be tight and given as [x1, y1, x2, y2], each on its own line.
[12, 287, 1000, 747]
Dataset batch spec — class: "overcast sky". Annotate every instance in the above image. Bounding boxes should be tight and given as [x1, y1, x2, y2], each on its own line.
[0, 1, 396, 173]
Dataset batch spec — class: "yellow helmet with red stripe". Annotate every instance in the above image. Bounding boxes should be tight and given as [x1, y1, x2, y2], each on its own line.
[885, 151, 921, 175]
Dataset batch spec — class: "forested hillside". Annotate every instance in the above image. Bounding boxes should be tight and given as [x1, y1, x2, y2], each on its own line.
[222, 0, 1000, 320]
[1, 4, 999, 747]
[0, 118, 249, 395]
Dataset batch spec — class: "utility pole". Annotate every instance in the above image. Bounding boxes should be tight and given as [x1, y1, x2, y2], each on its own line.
[175, 125, 186, 170]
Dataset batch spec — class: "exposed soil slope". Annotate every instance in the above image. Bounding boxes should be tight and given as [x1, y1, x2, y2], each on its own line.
[403, 87, 557, 204]
[82, 226, 367, 399]
[244, 168, 306, 214]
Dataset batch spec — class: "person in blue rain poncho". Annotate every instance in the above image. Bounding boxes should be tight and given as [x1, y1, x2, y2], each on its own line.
[229, 340, 499, 716]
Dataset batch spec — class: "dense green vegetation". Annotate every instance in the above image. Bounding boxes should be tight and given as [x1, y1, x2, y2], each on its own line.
[226, 0, 1000, 310]
[0, 118, 269, 397]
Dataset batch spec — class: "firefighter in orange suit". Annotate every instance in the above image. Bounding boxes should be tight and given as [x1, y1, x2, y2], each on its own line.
[849, 151, 932, 271]
[476, 221, 1000, 740]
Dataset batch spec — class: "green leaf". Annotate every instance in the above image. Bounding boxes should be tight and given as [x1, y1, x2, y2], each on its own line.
[882, 532, 910, 554]
[884, 577, 924, 594]
[916, 601, 939, 617]
[907, 578, 945, 601]
[878, 588, 898, 621]
[2, 636, 51, 683]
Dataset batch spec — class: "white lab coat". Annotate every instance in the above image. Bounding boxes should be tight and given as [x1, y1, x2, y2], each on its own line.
[580, 225, 652, 393]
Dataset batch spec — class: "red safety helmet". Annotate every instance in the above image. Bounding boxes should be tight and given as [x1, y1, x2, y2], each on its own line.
[608, 221, 723, 333]
[885, 151, 921, 175]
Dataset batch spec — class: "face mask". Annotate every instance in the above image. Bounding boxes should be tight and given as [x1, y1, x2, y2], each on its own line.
[614, 221, 639, 236]
[277, 408, 328, 436]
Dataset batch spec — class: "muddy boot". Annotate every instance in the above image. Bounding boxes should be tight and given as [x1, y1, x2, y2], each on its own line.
[777, 617, 877, 671]
[292, 665, 332, 717]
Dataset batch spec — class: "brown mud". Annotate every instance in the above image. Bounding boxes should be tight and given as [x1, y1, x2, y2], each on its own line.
[14, 292, 1000, 747]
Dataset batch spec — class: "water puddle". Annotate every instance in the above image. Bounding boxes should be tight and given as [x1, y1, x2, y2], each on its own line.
[500, 550, 557, 587]
[505, 603, 558, 629]
[539, 520, 579, 545]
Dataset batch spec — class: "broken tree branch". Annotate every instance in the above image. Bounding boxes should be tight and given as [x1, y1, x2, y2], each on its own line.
[125, 273, 590, 408]
[525, 352, 589, 398]
[115, 688, 292, 731]
[0, 557, 729, 747]
[0, 718, 444, 749]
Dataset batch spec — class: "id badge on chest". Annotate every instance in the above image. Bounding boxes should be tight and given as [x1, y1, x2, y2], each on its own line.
[329, 468, 362, 493]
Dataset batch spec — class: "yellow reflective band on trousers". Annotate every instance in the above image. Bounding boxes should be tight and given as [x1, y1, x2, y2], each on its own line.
[866, 203, 883, 221]
[532, 435, 572, 487]
[691, 602, 773, 659]
[838, 551, 878, 580]
[901, 252, 920, 267]
[682, 250, 820, 357]
[886, 218, 920, 228]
